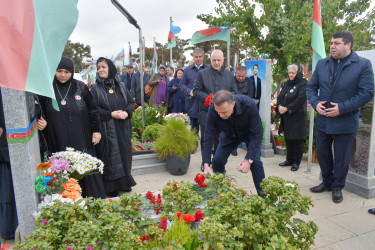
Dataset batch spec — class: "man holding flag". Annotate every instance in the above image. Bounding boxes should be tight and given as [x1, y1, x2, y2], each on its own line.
[306, 31, 374, 203]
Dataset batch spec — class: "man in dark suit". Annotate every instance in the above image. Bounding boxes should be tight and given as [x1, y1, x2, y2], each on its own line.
[202, 90, 265, 195]
[131, 65, 151, 106]
[306, 31, 374, 203]
[193, 49, 237, 155]
[249, 64, 261, 109]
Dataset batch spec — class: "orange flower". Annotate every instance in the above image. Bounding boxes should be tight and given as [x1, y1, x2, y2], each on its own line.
[67, 178, 78, 184]
[62, 183, 81, 192]
[43, 172, 55, 177]
[61, 190, 80, 201]
[37, 161, 51, 171]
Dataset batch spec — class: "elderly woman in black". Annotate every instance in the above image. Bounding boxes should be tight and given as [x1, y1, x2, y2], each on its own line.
[90, 57, 136, 197]
[277, 64, 307, 171]
[39, 56, 106, 198]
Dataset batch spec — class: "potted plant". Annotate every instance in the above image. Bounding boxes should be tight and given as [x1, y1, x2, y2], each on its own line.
[154, 116, 199, 175]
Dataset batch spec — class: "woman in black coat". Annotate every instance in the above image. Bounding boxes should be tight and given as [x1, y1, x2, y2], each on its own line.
[277, 64, 307, 171]
[39, 56, 106, 198]
[90, 57, 136, 197]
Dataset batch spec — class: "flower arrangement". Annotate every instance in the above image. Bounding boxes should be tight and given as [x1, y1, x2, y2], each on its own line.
[131, 104, 165, 139]
[204, 93, 213, 106]
[131, 141, 154, 152]
[20, 174, 318, 249]
[164, 112, 190, 125]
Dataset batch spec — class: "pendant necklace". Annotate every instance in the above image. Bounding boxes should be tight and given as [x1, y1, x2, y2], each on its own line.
[55, 82, 72, 105]
[108, 85, 114, 94]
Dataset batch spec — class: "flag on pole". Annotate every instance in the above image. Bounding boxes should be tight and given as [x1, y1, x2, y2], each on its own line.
[152, 41, 158, 74]
[0, 0, 78, 108]
[311, 0, 326, 72]
[142, 38, 146, 61]
[191, 26, 231, 46]
[168, 20, 181, 48]
[113, 49, 124, 62]
[128, 44, 133, 65]
[233, 53, 238, 73]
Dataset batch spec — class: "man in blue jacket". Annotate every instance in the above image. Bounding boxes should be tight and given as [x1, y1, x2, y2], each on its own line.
[202, 90, 265, 195]
[306, 31, 374, 203]
[180, 48, 207, 134]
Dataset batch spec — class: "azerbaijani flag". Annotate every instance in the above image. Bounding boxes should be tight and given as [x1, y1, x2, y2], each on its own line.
[0, 0, 79, 104]
[113, 49, 125, 62]
[168, 20, 181, 49]
[142, 38, 146, 60]
[191, 26, 231, 46]
[152, 41, 158, 74]
[128, 44, 133, 65]
[311, 0, 326, 72]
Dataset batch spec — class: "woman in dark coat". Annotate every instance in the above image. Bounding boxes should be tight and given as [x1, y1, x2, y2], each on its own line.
[90, 57, 136, 197]
[167, 68, 186, 113]
[39, 56, 106, 198]
[148, 65, 169, 111]
[277, 64, 307, 171]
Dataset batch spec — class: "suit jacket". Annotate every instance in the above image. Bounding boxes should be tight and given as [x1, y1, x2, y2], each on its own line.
[202, 95, 262, 164]
[306, 51, 374, 134]
[131, 71, 151, 106]
[249, 75, 261, 108]
[193, 66, 237, 125]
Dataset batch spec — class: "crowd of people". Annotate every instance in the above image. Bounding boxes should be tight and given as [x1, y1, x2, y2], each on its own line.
[1, 30, 374, 242]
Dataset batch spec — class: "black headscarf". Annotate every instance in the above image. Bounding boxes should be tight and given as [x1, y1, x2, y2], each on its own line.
[55, 56, 74, 84]
[96, 57, 118, 87]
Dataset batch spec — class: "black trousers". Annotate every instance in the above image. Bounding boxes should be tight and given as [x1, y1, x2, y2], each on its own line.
[285, 139, 304, 165]
[315, 130, 356, 191]
[190, 117, 199, 135]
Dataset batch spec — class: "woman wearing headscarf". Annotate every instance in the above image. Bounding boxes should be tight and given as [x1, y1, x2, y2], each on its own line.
[39, 56, 106, 198]
[167, 68, 186, 113]
[148, 65, 169, 111]
[90, 57, 136, 197]
[276, 64, 307, 171]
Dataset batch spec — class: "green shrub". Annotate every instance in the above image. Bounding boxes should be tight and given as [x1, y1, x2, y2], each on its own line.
[143, 123, 163, 141]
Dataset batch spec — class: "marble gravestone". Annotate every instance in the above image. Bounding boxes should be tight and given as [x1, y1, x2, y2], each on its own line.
[344, 50, 375, 198]
[245, 59, 274, 157]
[2, 88, 40, 240]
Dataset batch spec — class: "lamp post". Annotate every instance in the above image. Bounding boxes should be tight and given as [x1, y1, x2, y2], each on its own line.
[111, 0, 145, 133]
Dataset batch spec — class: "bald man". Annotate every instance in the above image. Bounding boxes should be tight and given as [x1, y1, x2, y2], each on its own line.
[193, 49, 237, 170]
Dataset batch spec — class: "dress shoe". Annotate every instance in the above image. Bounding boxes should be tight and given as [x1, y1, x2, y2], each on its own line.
[332, 190, 343, 203]
[291, 164, 299, 171]
[279, 160, 293, 167]
[310, 183, 332, 193]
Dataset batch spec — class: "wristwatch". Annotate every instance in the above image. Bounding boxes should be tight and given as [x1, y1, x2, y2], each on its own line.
[246, 158, 253, 164]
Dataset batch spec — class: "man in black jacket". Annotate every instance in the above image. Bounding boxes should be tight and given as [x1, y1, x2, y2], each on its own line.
[193, 50, 237, 160]
[202, 90, 265, 195]
[131, 65, 151, 106]
[249, 64, 261, 109]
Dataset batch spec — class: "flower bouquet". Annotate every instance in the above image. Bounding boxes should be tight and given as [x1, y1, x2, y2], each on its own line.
[164, 112, 190, 125]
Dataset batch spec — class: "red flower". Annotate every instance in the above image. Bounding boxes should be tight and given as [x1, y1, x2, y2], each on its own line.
[146, 191, 153, 199]
[182, 214, 195, 223]
[150, 196, 156, 204]
[204, 93, 213, 107]
[109, 199, 113, 202]
[271, 105, 277, 111]
[140, 234, 150, 243]
[194, 173, 208, 187]
[159, 216, 168, 230]
[156, 208, 161, 214]
[176, 211, 182, 220]
[136, 145, 144, 150]
[194, 210, 204, 222]
[135, 104, 139, 108]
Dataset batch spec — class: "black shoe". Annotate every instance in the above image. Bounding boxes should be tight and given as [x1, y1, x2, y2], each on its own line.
[291, 164, 299, 171]
[107, 191, 119, 197]
[200, 163, 204, 172]
[279, 160, 293, 167]
[332, 190, 343, 203]
[231, 150, 238, 156]
[310, 183, 332, 193]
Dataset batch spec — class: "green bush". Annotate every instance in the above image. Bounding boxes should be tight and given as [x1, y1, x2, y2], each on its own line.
[131, 105, 165, 140]
[143, 123, 163, 141]
[154, 118, 199, 159]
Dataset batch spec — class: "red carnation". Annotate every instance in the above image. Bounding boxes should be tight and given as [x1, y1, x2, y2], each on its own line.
[159, 216, 168, 230]
[176, 211, 182, 220]
[146, 191, 153, 199]
[194, 210, 204, 222]
[204, 93, 213, 107]
[150, 196, 156, 204]
[182, 214, 195, 223]
[194, 173, 208, 187]
[140, 234, 150, 243]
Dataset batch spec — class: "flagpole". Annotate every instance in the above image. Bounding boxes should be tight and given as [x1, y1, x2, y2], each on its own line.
[227, 44, 230, 70]
[170, 17, 173, 68]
